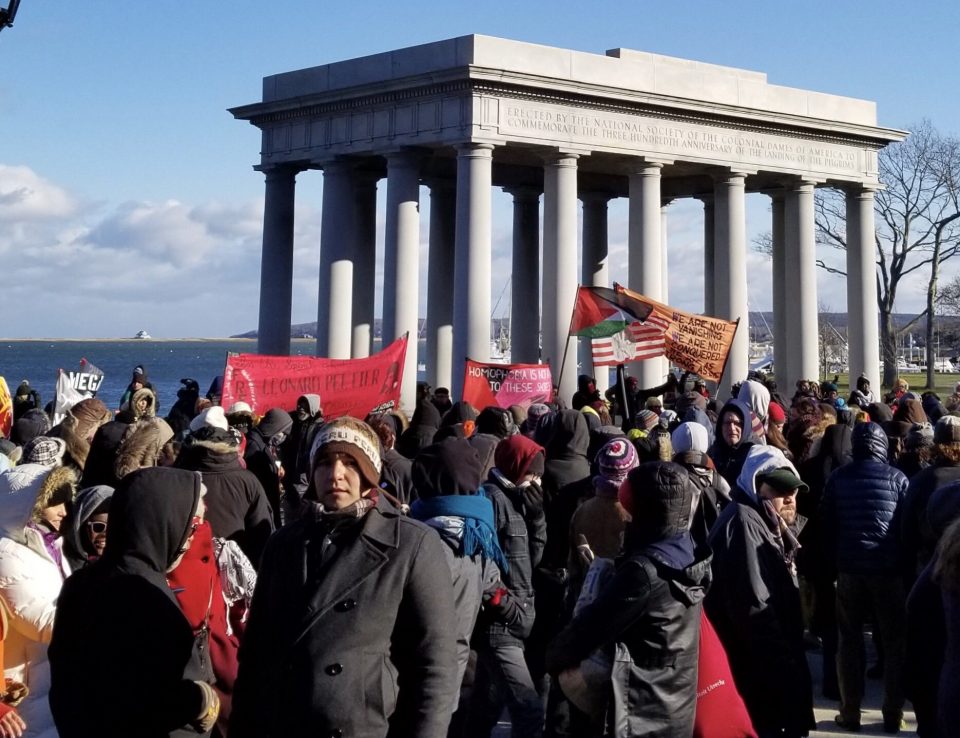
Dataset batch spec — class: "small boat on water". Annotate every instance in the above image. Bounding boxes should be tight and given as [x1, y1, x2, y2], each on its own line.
[133, 330, 151, 340]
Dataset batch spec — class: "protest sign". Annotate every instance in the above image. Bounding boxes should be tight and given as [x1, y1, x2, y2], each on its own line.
[53, 358, 106, 425]
[462, 360, 553, 411]
[221, 335, 408, 419]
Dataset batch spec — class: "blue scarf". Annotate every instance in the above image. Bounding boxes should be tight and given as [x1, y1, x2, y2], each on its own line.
[411, 494, 508, 573]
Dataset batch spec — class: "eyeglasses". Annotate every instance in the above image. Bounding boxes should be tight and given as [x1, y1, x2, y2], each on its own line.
[86, 521, 107, 534]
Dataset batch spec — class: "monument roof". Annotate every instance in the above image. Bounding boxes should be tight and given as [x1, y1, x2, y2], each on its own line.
[250, 34, 899, 140]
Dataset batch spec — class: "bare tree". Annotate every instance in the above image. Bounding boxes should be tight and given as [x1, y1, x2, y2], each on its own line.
[755, 120, 960, 388]
[818, 302, 846, 380]
[941, 274, 960, 316]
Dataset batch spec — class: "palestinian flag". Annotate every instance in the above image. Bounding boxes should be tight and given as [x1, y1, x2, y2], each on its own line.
[570, 286, 669, 367]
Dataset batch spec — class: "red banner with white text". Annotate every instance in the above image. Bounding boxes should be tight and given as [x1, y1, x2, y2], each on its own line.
[462, 360, 553, 411]
[221, 335, 408, 419]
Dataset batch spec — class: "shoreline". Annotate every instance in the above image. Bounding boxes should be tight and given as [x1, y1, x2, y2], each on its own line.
[0, 337, 322, 343]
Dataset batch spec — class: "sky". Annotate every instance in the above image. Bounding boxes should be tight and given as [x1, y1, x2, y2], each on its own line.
[3, 1, 960, 339]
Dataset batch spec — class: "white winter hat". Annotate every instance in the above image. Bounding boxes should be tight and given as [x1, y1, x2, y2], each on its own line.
[226, 401, 253, 416]
[190, 406, 229, 433]
[671, 422, 709, 455]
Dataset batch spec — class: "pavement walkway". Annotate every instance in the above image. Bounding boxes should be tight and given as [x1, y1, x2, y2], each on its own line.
[487, 634, 920, 736]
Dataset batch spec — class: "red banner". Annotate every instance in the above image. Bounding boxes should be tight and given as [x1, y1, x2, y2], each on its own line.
[462, 360, 553, 411]
[220, 336, 408, 419]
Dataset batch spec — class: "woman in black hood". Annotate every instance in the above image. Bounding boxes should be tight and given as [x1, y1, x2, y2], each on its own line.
[49, 467, 219, 737]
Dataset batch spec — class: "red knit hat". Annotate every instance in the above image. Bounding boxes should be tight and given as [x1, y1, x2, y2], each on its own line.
[768, 401, 786, 424]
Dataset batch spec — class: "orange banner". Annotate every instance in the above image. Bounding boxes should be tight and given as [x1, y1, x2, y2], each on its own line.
[221, 336, 408, 419]
[615, 285, 739, 382]
[462, 360, 553, 411]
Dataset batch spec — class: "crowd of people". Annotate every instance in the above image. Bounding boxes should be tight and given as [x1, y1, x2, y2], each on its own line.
[0, 363, 959, 737]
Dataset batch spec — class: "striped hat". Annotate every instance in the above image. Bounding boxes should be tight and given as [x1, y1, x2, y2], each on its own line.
[594, 438, 639, 497]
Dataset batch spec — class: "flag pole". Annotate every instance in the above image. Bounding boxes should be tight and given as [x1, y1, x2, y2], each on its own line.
[615, 363, 635, 431]
[556, 286, 582, 405]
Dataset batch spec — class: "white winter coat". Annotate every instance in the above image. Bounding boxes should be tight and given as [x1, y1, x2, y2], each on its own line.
[0, 464, 74, 738]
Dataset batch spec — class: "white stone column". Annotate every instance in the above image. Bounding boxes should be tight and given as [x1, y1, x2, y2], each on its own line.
[382, 151, 422, 414]
[846, 185, 880, 390]
[451, 143, 494, 401]
[507, 186, 541, 366]
[351, 173, 378, 359]
[770, 191, 788, 390]
[713, 170, 749, 397]
[542, 152, 580, 404]
[257, 165, 298, 356]
[628, 161, 666, 386]
[784, 179, 819, 390]
[580, 192, 613, 395]
[700, 195, 715, 316]
[426, 180, 456, 391]
[661, 200, 671, 306]
[316, 160, 356, 359]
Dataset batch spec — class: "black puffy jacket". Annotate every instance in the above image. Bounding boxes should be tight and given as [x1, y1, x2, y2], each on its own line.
[820, 422, 908, 575]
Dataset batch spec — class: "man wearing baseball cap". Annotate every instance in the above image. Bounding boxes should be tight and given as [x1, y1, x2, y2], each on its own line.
[231, 416, 459, 738]
[706, 445, 815, 738]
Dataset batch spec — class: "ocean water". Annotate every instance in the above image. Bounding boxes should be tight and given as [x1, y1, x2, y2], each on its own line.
[0, 340, 309, 413]
[0, 338, 426, 414]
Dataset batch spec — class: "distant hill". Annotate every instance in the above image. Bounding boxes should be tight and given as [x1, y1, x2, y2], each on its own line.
[233, 312, 960, 346]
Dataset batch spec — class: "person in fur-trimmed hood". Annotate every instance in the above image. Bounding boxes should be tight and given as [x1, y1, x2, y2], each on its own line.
[114, 416, 175, 480]
[0, 463, 78, 738]
[48, 397, 113, 473]
[176, 407, 273, 568]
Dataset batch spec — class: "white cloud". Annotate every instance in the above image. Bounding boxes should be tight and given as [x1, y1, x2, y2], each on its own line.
[0, 164, 79, 221]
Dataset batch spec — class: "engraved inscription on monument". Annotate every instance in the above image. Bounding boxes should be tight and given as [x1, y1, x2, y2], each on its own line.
[497, 101, 870, 179]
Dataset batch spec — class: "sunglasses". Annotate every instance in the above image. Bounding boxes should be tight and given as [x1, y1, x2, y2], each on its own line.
[86, 521, 107, 534]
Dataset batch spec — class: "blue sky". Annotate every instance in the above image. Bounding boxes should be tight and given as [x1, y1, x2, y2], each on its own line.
[2, 1, 959, 338]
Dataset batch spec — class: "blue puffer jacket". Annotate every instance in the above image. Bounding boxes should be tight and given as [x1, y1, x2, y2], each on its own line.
[820, 422, 908, 574]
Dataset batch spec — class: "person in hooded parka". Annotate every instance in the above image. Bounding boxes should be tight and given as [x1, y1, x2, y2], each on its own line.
[48, 467, 219, 738]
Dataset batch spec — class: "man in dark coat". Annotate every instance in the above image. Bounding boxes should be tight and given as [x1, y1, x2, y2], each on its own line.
[902, 415, 960, 582]
[49, 467, 219, 737]
[231, 417, 459, 738]
[165, 378, 201, 436]
[546, 462, 712, 738]
[707, 445, 816, 738]
[176, 407, 274, 568]
[281, 394, 324, 503]
[244, 407, 293, 528]
[820, 422, 909, 732]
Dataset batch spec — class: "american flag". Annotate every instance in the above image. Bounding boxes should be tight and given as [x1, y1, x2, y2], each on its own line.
[591, 309, 672, 367]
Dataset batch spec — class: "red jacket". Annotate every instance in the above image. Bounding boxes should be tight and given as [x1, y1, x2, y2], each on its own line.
[167, 522, 239, 736]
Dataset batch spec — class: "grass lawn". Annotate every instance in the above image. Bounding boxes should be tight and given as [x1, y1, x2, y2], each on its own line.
[829, 373, 960, 396]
